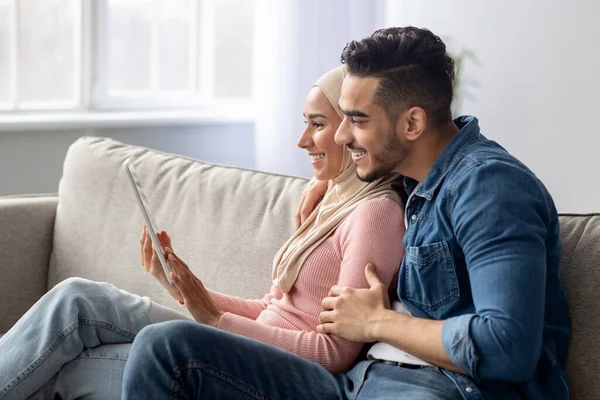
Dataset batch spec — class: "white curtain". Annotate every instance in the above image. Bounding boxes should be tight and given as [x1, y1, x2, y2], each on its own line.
[253, 0, 387, 177]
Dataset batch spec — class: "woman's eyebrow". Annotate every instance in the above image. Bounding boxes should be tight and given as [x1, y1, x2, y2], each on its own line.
[307, 113, 327, 119]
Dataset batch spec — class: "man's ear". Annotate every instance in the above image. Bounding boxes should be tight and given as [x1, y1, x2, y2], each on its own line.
[402, 107, 427, 142]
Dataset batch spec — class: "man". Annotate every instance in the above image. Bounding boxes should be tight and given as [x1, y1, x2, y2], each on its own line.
[122, 27, 570, 399]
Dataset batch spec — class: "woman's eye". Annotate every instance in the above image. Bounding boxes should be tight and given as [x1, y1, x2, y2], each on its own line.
[312, 122, 324, 129]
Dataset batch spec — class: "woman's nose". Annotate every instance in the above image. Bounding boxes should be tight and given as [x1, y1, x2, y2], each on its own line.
[297, 126, 313, 149]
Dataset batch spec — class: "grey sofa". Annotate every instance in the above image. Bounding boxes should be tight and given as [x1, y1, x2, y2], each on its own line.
[0, 137, 598, 399]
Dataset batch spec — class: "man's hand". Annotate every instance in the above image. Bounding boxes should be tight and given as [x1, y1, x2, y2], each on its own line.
[295, 179, 332, 228]
[166, 249, 223, 327]
[319, 264, 464, 374]
[317, 264, 391, 342]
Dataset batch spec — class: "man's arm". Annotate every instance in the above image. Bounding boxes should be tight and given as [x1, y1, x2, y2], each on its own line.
[318, 265, 464, 373]
[441, 161, 551, 382]
[319, 161, 551, 382]
[374, 311, 463, 372]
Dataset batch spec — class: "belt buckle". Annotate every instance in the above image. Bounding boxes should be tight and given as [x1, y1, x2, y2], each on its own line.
[372, 357, 423, 370]
[397, 362, 423, 370]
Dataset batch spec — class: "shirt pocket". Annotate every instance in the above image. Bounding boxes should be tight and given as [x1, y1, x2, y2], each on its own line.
[403, 241, 459, 311]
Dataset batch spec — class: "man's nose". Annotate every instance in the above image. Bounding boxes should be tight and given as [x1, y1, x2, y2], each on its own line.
[334, 117, 351, 146]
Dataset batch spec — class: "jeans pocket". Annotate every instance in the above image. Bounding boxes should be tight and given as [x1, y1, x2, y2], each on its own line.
[403, 241, 459, 311]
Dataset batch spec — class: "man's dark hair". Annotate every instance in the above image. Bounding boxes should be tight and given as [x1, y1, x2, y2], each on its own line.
[341, 27, 455, 126]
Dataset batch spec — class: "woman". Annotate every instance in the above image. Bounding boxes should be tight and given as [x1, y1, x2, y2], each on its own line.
[0, 66, 405, 399]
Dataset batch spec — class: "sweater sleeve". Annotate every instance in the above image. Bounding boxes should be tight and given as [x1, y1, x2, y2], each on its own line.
[208, 285, 283, 320]
[336, 196, 405, 292]
[218, 197, 405, 373]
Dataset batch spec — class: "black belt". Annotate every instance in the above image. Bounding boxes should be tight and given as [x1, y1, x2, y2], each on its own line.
[368, 356, 426, 370]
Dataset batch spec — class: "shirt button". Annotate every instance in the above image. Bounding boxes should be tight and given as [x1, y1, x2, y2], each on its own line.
[465, 387, 474, 393]
[411, 215, 417, 221]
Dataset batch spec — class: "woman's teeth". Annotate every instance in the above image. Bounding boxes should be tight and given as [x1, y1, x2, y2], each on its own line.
[310, 154, 325, 161]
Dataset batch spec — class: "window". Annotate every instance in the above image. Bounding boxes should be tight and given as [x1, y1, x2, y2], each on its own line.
[0, 0, 254, 113]
[0, 0, 81, 110]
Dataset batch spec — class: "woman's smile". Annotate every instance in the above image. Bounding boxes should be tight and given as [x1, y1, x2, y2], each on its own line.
[309, 153, 326, 165]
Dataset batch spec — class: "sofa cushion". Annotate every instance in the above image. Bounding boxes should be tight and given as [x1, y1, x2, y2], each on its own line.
[48, 137, 308, 309]
[558, 213, 600, 400]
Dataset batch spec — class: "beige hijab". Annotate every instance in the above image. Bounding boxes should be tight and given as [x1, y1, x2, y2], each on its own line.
[272, 65, 403, 292]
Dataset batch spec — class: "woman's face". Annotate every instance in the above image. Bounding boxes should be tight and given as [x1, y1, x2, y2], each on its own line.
[297, 87, 344, 181]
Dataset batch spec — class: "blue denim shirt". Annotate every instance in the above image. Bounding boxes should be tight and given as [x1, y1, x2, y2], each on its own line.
[398, 116, 570, 399]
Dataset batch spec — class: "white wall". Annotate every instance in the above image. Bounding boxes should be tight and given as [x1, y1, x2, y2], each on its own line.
[0, 124, 254, 197]
[386, 0, 600, 212]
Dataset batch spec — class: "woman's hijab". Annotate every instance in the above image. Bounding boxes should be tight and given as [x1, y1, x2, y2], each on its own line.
[272, 66, 402, 292]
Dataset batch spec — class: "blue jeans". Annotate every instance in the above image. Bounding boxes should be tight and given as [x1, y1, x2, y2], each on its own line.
[0, 278, 190, 399]
[122, 320, 462, 400]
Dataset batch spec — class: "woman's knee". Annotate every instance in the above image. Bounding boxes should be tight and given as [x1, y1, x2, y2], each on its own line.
[51, 277, 97, 299]
[49, 278, 114, 309]
[55, 276, 97, 290]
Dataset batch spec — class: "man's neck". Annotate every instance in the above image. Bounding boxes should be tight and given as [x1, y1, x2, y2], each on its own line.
[399, 121, 459, 183]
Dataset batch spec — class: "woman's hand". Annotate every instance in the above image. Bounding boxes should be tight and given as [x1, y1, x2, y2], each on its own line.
[295, 179, 332, 228]
[166, 249, 223, 327]
[140, 226, 183, 302]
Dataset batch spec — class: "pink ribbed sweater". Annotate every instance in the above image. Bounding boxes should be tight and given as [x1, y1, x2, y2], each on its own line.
[210, 196, 405, 373]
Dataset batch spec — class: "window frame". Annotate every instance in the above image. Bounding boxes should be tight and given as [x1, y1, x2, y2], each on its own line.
[91, 0, 218, 110]
[0, 0, 254, 121]
[0, 0, 83, 111]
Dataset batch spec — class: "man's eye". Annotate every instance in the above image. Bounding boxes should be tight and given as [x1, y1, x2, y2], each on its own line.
[351, 118, 361, 125]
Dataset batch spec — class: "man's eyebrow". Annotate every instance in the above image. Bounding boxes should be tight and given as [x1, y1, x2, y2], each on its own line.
[338, 104, 369, 118]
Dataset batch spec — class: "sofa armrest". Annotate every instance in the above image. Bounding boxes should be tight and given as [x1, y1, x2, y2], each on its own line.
[0, 195, 58, 333]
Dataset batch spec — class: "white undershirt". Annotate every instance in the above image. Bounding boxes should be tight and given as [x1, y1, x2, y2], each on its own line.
[367, 183, 431, 366]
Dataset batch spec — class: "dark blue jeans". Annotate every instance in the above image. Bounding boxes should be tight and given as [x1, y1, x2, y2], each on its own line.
[121, 320, 462, 399]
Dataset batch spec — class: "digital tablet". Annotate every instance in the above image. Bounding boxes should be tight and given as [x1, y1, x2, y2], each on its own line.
[123, 158, 173, 286]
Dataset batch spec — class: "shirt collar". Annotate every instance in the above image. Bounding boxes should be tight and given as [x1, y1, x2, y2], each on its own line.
[404, 115, 481, 200]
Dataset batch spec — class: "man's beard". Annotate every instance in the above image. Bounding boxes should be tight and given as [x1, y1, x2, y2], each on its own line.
[357, 127, 408, 183]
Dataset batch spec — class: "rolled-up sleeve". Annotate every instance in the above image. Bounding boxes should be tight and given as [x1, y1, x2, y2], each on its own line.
[442, 313, 478, 376]
[441, 160, 552, 382]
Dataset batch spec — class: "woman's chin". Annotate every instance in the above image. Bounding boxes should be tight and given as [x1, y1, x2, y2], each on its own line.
[313, 168, 335, 182]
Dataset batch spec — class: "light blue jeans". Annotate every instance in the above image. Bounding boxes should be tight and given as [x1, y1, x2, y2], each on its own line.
[0, 278, 190, 399]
